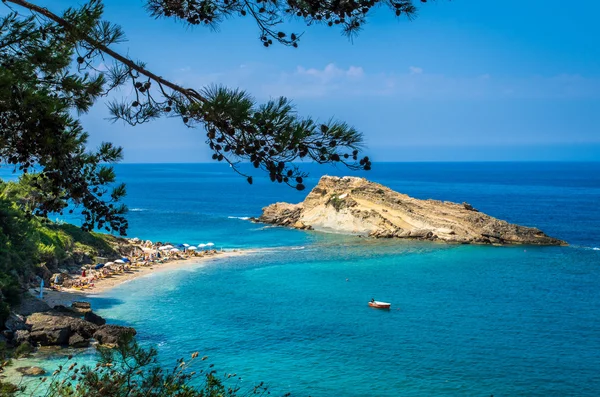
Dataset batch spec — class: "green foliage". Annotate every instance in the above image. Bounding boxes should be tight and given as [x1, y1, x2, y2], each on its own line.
[0, 178, 120, 310]
[147, 0, 420, 46]
[23, 334, 277, 397]
[13, 341, 34, 358]
[1, 4, 127, 234]
[0, 379, 21, 397]
[2, 0, 380, 209]
[328, 194, 344, 212]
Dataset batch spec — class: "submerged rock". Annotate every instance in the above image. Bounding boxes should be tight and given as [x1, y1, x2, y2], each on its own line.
[256, 176, 566, 246]
[16, 366, 46, 376]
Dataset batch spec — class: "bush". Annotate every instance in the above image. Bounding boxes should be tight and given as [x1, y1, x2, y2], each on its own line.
[13, 341, 34, 358]
[328, 195, 344, 212]
[21, 334, 278, 397]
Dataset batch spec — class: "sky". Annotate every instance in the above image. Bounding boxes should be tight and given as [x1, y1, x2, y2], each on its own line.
[12, 0, 600, 162]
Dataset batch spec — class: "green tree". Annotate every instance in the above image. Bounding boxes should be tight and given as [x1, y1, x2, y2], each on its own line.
[1, 0, 428, 235]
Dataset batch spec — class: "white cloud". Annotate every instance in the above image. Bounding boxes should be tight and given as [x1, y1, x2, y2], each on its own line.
[169, 62, 600, 101]
[296, 63, 364, 82]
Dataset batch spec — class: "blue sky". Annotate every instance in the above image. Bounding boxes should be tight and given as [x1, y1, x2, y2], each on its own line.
[16, 0, 600, 161]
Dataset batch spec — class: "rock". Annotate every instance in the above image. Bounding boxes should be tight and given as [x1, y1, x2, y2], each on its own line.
[84, 311, 106, 326]
[50, 273, 64, 285]
[26, 311, 96, 346]
[13, 294, 50, 316]
[2, 330, 14, 340]
[93, 325, 136, 346]
[257, 175, 567, 246]
[36, 265, 53, 286]
[14, 330, 30, 345]
[29, 328, 70, 346]
[16, 366, 46, 376]
[5, 312, 28, 332]
[52, 305, 77, 314]
[71, 301, 91, 314]
[71, 319, 98, 339]
[71, 301, 91, 310]
[292, 220, 307, 229]
[462, 202, 477, 211]
[68, 333, 89, 348]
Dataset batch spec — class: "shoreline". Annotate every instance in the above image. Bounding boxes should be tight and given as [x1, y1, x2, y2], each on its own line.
[34, 250, 249, 308]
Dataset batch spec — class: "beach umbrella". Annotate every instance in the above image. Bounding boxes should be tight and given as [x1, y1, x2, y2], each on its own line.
[206, 242, 215, 247]
[182, 243, 190, 247]
[121, 257, 130, 262]
[131, 237, 140, 243]
[187, 246, 197, 251]
[94, 263, 104, 270]
[198, 243, 206, 248]
[170, 248, 180, 252]
[142, 247, 155, 252]
[105, 261, 115, 266]
[115, 259, 125, 264]
[158, 246, 170, 251]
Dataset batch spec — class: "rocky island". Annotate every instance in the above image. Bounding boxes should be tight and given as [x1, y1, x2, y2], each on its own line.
[256, 176, 566, 246]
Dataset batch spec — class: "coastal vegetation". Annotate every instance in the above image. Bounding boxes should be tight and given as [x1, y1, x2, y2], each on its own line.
[3, 334, 276, 396]
[0, 177, 120, 328]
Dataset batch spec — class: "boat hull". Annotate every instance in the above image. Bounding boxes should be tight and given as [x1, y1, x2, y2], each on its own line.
[368, 301, 391, 309]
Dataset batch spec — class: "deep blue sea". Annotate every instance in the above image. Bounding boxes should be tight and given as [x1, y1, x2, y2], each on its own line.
[5, 162, 600, 396]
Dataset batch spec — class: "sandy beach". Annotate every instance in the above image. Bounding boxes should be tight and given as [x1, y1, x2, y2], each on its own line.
[34, 250, 248, 308]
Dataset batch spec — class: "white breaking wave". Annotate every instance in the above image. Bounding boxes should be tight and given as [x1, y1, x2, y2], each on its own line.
[593, 247, 600, 251]
[130, 208, 148, 212]
[228, 216, 251, 220]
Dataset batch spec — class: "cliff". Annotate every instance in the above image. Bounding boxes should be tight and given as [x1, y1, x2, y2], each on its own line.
[256, 176, 566, 246]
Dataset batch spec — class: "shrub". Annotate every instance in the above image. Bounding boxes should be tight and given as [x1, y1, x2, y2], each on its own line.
[13, 341, 34, 358]
[328, 195, 344, 212]
[20, 334, 277, 397]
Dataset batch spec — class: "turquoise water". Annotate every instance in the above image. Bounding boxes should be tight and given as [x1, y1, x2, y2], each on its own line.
[4, 162, 600, 395]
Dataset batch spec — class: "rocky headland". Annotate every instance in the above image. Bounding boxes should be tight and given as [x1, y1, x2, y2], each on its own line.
[256, 176, 566, 246]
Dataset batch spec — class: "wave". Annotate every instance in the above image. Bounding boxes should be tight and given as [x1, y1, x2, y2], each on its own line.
[593, 247, 600, 251]
[130, 208, 149, 212]
[228, 216, 251, 220]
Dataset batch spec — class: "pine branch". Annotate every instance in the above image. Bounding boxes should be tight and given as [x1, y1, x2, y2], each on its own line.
[5, 0, 207, 104]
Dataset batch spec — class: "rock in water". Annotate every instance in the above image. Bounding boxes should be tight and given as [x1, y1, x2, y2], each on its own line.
[256, 176, 566, 246]
[26, 312, 98, 346]
[84, 311, 106, 326]
[16, 366, 46, 376]
[93, 325, 136, 346]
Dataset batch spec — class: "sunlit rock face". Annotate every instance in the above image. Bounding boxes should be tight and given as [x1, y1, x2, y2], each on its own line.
[257, 176, 567, 246]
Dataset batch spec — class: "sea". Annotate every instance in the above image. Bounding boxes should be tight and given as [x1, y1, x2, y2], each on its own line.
[3, 162, 600, 396]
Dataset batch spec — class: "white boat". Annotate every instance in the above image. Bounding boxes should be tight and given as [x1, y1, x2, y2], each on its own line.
[368, 300, 391, 309]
